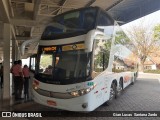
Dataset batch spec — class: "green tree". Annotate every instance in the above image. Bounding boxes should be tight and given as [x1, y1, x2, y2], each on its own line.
[94, 31, 131, 71]
[154, 24, 160, 40]
[40, 55, 52, 68]
[94, 39, 111, 71]
[115, 31, 130, 45]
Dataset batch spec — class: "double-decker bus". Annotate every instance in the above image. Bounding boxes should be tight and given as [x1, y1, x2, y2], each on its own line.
[32, 7, 138, 111]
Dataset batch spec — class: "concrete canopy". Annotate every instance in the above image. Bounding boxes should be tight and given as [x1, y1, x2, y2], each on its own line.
[108, 0, 160, 24]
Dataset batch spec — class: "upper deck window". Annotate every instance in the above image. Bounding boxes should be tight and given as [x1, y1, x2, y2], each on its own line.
[41, 7, 98, 40]
[97, 11, 114, 26]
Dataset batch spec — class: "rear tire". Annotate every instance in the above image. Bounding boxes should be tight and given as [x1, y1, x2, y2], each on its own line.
[131, 76, 134, 85]
[134, 74, 137, 81]
[117, 79, 123, 96]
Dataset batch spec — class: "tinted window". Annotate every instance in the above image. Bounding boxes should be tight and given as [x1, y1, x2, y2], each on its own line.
[35, 44, 92, 85]
[97, 11, 114, 26]
[30, 56, 36, 71]
[92, 38, 111, 78]
[112, 24, 137, 73]
[41, 7, 97, 40]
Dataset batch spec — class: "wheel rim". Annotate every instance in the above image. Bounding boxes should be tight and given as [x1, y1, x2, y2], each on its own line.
[109, 86, 115, 100]
[118, 82, 122, 93]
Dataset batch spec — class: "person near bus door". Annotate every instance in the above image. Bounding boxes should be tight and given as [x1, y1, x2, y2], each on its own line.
[10, 61, 18, 95]
[22, 65, 30, 100]
[12, 60, 23, 100]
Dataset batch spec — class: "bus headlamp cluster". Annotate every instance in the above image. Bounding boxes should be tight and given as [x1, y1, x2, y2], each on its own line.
[33, 80, 39, 90]
[69, 84, 96, 97]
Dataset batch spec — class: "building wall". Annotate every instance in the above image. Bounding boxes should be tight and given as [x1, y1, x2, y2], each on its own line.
[145, 64, 157, 70]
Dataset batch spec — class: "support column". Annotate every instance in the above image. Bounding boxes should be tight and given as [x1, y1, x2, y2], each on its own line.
[15, 41, 20, 60]
[11, 39, 16, 94]
[15, 42, 17, 60]
[3, 23, 11, 100]
[16, 43, 20, 60]
[12, 39, 16, 64]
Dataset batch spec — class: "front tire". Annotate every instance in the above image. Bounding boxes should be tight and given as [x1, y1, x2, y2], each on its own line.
[105, 82, 117, 106]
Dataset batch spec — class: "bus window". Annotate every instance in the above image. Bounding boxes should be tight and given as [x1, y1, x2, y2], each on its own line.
[97, 11, 114, 26]
[113, 24, 137, 73]
[83, 9, 96, 30]
[39, 54, 53, 75]
[55, 57, 59, 65]
[36, 44, 92, 84]
[41, 7, 97, 40]
[30, 57, 36, 71]
[64, 11, 80, 29]
[93, 38, 111, 77]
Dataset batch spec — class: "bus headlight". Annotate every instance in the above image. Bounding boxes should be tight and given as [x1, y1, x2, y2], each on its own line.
[69, 84, 96, 97]
[33, 80, 39, 90]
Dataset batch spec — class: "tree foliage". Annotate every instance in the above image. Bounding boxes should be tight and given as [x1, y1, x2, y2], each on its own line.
[94, 39, 111, 71]
[115, 31, 130, 45]
[124, 23, 160, 71]
[154, 24, 160, 40]
[94, 31, 130, 71]
[40, 55, 52, 68]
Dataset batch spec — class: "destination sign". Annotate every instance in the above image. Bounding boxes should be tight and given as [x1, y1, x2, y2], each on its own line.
[62, 43, 85, 51]
[42, 43, 85, 52]
[43, 47, 56, 51]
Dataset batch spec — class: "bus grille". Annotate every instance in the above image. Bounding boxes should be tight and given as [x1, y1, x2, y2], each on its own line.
[34, 88, 75, 99]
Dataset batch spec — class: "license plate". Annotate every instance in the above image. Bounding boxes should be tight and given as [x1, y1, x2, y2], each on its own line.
[47, 100, 57, 106]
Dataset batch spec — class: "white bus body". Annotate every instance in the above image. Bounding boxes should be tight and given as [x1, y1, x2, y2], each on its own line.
[32, 7, 138, 111]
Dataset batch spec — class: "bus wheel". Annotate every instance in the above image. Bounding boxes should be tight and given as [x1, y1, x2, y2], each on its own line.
[117, 79, 123, 96]
[104, 82, 117, 106]
[134, 74, 137, 81]
[131, 76, 134, 85]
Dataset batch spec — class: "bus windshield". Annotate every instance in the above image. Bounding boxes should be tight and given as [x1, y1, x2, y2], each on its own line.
[41, 7, 97, 40]
[35, 44, 92, 84]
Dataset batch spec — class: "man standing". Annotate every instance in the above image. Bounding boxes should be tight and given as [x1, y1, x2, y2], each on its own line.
[17, 60, 24, 99]
[10, 61, 18, 94]
[12, 60, 23, 100]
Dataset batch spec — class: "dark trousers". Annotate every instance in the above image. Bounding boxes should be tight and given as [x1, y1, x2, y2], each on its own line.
[14, 76, 23, 99]
[24, 77, 29, 98]
[13, 76, 16, 93]
[0, 76, 3, 88]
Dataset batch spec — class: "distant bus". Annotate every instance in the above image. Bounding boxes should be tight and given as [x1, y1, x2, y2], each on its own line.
[32, 7, 138, 111]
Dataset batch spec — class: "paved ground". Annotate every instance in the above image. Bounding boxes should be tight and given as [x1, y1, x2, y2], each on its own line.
[0, 73, 160, 120]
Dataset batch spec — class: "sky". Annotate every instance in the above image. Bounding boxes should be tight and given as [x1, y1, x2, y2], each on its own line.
[122, 10, 160, 31]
